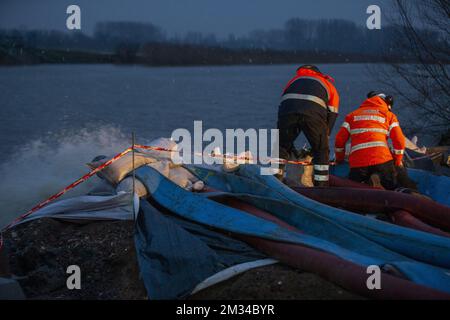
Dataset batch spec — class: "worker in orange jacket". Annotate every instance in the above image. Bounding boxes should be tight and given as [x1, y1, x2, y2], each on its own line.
[278, 65, 339, 186]
[335, 92, 406, 190]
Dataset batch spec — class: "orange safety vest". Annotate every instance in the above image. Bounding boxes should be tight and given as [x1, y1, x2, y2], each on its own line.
[282, 68, 340, 114]
[335, 96, 406, 168]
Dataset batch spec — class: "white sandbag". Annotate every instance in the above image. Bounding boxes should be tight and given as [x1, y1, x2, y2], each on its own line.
[137, 137, 178, 161]
[146, 160, 202, 190]
[222, 151, 254, 173]
[192, 180, 205, 192]
[116, 177, 148, 198]
[87, 152, 157, 185]
[284, 155, 314, 188]
[169, 166, 199, 189]
[146, 160, 200, 190]
[147, 160, 171, 178]
[222, 162, 240, 173]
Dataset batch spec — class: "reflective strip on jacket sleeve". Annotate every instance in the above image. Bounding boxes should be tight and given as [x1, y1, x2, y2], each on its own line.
[341, 122, 350, 132]
[388, 122, 400, 134]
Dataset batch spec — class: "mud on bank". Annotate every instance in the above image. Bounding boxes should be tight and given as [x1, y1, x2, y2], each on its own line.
[3, 218, 362, 300]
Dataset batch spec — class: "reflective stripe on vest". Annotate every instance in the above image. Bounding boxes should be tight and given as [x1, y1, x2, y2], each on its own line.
[354, 115, 386, 123]
[282, 75, 337, 114]
[328, 105, 338, 114]
[389, 122, 400, 134]
[341, 122, 350, 132]
[350, 141, 388, 154]
[393, 149, 404, 155]
[314, 164, 329, 171]
[335, 147, 345, 153]
[281, 93, 327, 109]
[350, 128, 389, 135]
[314, 174, 329, 182]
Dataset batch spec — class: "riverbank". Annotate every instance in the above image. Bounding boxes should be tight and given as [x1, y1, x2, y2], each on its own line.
[2, 218, 362, 300]
[0, 43, 406, 67]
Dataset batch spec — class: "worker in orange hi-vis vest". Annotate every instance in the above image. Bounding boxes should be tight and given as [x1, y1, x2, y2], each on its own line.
[334, 92, 406, 190]
[277, 65, 339, 186]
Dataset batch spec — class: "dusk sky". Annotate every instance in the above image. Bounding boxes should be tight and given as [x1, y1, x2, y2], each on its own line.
[0, 0, 392, 37]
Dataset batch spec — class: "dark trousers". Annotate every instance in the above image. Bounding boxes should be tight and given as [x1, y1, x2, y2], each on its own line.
[349, 160, 397, 190]
[277, 113, 329, 186]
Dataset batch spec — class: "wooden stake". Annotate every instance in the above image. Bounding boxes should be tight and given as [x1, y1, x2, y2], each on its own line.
[132, 132, 136, 221]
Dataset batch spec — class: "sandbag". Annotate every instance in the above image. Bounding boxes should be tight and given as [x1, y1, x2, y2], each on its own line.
[284, 155, 313, 188]
[147, 161, 200, 190]
[88, 152, 156, 185]
[116, 177, 148, 198]
[222, 151, 255, 173]
[137, 137, 178, 161]
[147, 160, 171, 178]
[169, 166, 199, 190]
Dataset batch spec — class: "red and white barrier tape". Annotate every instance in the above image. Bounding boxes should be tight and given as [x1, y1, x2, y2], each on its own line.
[134, 144, 333, 166]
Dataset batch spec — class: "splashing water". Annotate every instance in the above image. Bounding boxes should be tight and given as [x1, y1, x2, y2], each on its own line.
[0, 125, 131, 229]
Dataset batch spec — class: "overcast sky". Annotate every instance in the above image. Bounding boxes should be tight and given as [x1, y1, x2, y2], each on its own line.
[0, 0, 392, 37]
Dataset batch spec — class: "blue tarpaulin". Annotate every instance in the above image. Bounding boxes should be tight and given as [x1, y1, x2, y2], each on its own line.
[134, 200, 266, 299]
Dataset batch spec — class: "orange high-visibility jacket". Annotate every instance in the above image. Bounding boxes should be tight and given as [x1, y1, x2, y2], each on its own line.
[335, 96, 406, 168]
[281, 68, 340, 132]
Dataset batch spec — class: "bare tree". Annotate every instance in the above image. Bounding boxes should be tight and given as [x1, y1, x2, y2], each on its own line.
[379, 0, 449, 140]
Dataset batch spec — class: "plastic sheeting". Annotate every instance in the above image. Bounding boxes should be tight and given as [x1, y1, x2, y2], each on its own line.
[134, 200, 266, 300]
[11, 192, 136, 228]
[331, 163, 450, 207]
[190, 259, 277, 295]
[408, 169, 450, 207]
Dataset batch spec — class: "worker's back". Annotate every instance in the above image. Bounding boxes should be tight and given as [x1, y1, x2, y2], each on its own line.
[335, 96, 406, 168]
[279, 67, 339, 129]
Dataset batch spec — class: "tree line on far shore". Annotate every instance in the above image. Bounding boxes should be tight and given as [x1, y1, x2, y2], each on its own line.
[0, 16, 447, 66]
